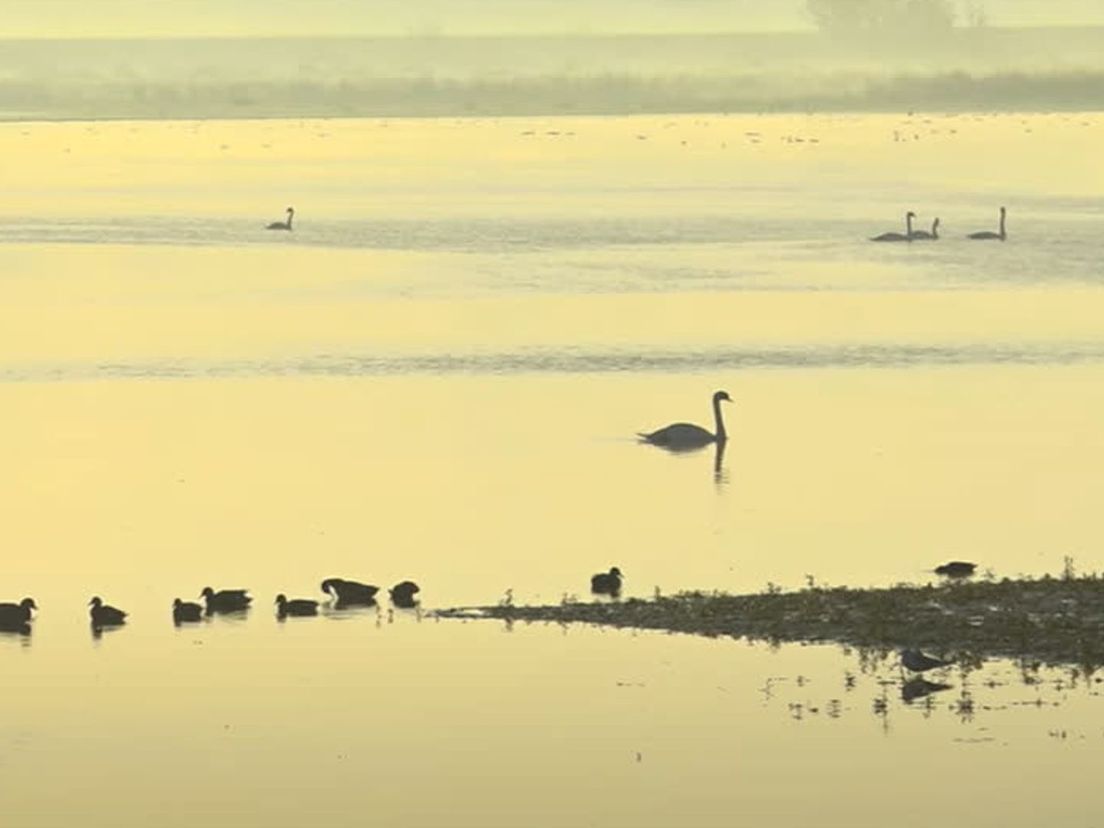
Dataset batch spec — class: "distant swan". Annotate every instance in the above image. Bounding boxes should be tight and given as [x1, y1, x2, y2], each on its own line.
[871, 211, 915, 242]
[638, 390, 732, 451]
[266, 207, 294, 231]
[89, 596, 127, 627]
[967, 206, 1006, 240]
[910, 217, 940, 240]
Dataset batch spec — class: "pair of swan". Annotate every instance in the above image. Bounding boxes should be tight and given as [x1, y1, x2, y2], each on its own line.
[872, 207, 1006, 242]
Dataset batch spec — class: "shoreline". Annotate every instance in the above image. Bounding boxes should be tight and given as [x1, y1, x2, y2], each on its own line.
[436, 575, 1104, 669]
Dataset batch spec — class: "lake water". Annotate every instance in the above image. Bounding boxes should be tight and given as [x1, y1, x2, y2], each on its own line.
[1, 112, 1103, 826]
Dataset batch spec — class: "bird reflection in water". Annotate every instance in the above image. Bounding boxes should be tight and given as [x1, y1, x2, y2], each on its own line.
[901, 677, 953, 703]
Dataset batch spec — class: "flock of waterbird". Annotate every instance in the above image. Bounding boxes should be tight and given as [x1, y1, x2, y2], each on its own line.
[872, 206, 1007, 243]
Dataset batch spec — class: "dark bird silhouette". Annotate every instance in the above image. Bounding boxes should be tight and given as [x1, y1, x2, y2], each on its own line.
[934, 561, 977, 579]
[910, 217, 940, 240]
[900, 648, 952, 673]
[871, 211, 915, 242]
[89, 596, 127, 627]
[172, 598, 204, 624]
[389, 581, 421, 608]
[638, 390, 732, 451]
[0, 597, 37, 627]
[266, 206, 294, 231]
[275, 594, 319, 617]
[591, 567, 624, 597]
[321, 578, 380, 605]
[200, 587, 253, 614]
[901, 677, 953, 703]
[967, 206, 1007, 240]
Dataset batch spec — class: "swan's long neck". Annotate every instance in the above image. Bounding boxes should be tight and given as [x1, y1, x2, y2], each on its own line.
[931, 219, 939, 239]
[906, 213, 913, 240]
[286, 210, 294, 230]
[713, 397, 727, 441]
[998, 209, 1005, 239]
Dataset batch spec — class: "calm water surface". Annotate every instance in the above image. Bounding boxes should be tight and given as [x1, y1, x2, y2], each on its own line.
[1, 113, 1103, 826]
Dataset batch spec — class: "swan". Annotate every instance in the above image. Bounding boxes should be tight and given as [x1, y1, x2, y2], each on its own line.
[172, 598, 204, 624]
[321, 578, 380, 605]
[200, 586, 253, 613]
[910, 217, 940, 240]
[967, 206, 1006, 240]
[871, 211, 915, 242]
[266, 207, 294, 231]
[275, 594, 319, 617]
[0, 597, 36, 626]
[591, 567, 623, 596]
[389, 580, 421, 608]
[638, 390, 731, 451]
[89, 596, 127, 627]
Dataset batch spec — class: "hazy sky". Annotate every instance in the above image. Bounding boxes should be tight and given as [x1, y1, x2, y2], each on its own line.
[5, 0, 1104, 38]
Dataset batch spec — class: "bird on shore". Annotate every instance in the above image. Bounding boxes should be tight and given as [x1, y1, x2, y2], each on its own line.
[910, 217, 940, 240]
[200, 587, 253, 614]
[967, 206, 1007, 240]
[934, 561, 977, 579]
[389, 581, 421, 608]
[591, 567, 624, 597]
[172, 598, 204, 624]
[638, 390, 732, 451]
[275, 594, 319, 617]
[266, 206, 294, 231]
[900, 648, 952, 674]
[871, 211, 915, 242]
[0, 598, 37, 627]
[321, 578, 380, 605]
[89, 596, 127, 628]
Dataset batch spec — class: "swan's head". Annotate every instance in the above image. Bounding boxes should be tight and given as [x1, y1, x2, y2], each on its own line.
[906, 211, 916, 218]
[89, 596, 103, 608]
[21, 598, 37, 611]
[933, 218, 941, 228]
[286, 207, 294, 214]
[999, 206, 1006, 215]
[713, 390, 732, 404]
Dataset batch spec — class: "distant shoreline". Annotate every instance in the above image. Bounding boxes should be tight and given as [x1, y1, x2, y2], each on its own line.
[437, 575, 1104, 669]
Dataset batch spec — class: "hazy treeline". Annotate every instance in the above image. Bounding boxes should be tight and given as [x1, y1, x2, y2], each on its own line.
[1, 29, 1102, 120]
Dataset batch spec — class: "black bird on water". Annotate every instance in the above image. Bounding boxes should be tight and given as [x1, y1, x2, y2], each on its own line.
[389, 581, 421, 608]
[321, 578, 380, 605]
[901, 677, 953, 703]
[900, 649, 952, 674]
[0, 597, 37, 627]
[638, 391, 732, 451]
[591, 567, 624, 597]
[172, 598, 204, 624]
[89, 596, 127, 628]
[275, 594, 319, 618]
[266, 206, 294, 231]
[934, 561, 977, 579]
[200, 587, 253, 614]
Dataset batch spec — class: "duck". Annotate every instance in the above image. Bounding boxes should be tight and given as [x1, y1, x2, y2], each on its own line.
[266, 206, 294, 231]
[200, 587, 253, 613]
[900, 648, 951, 673]
[275, 594, 319, 617]
[591, 567, 623, 596]
[89, 596, 127, 627]
[638, 390, 732, 451]
[871, 211, 915, 242]
[933, 561, 976, 579]
[0, 597, 36, 627]
[172, 598, 204, 624]
[320, 578, 380, 605]
[389, 581, 421, 608]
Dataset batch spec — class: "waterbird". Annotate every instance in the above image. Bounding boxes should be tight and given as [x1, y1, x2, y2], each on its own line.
[934, 561, 977, 579]
[901, 677, 953, 703]
[910, 217, 940, 240]
[200, 587, 253, 613]
[967, 206, 1006, 240]
[275, 594, 319, 617]
[0, 597, 36, 626]
[266, 206, 294, 231]
[871, 211, 915, 242]
[637, 390, 732, 451]
[389, 581, 421, 608]
[900, 648, 952, 673]
[591, 567, 624, 597]
[89, 596, 127, 627]
[321, 578, 380, 605]
[172, 598, 204, 624]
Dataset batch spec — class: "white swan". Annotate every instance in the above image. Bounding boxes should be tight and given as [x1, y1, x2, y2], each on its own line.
[910, 217, 940, 240]
[637, 390, 731, 451]
[968, 206, 1006, 240]
[871, 211, 914, 243]
[266, 207, 294, 231]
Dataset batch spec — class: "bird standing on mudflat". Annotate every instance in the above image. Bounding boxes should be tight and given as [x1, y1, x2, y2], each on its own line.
[900, 648, 952, 674]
